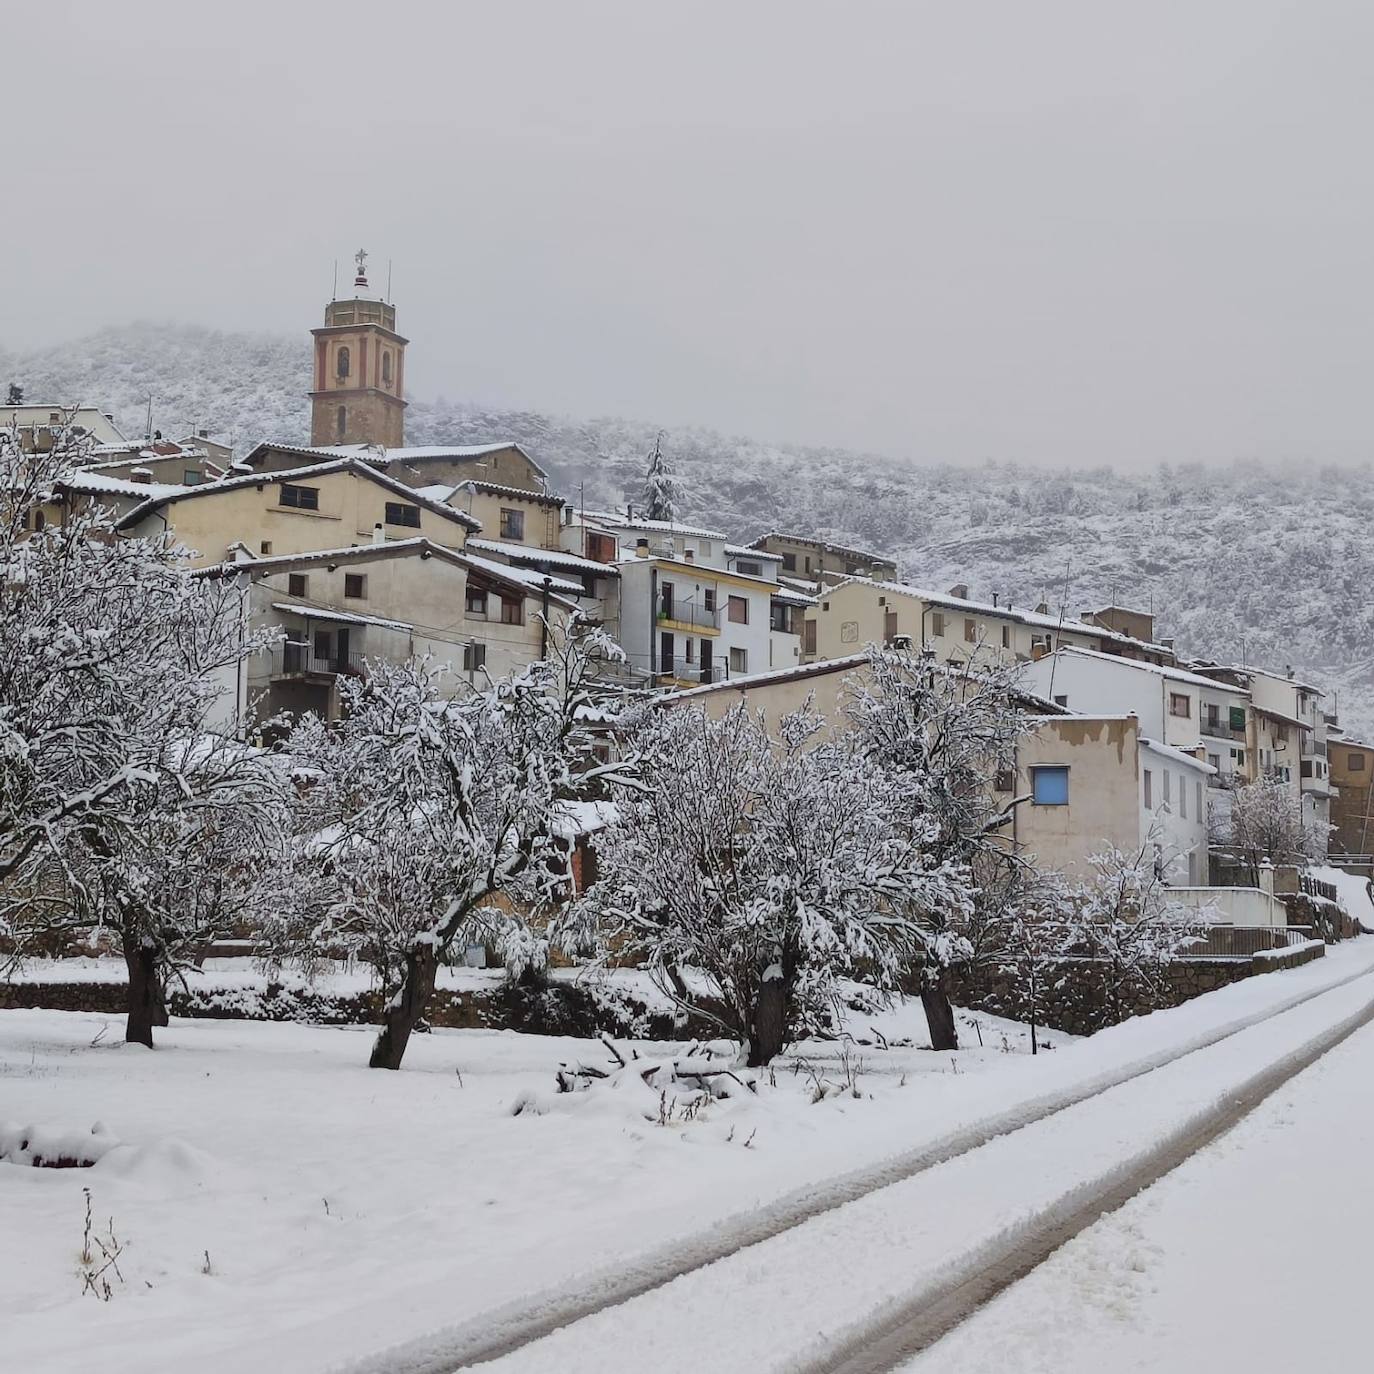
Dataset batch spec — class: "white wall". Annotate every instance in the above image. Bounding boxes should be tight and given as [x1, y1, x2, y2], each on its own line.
[1140, 742, 1210, 886]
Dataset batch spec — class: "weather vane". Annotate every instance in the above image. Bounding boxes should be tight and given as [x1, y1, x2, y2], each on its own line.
[354, 248, 369, 284]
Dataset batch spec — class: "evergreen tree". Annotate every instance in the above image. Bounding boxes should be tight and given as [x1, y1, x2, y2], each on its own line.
[5, 383, 22, 406]
[641, 432, 681, 523]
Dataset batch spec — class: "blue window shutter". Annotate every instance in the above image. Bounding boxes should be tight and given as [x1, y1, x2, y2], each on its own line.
[1032, 766, 1070, 806]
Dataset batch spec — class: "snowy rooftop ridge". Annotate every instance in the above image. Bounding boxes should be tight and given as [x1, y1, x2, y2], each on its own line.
[1042, 645, 1252, 692]
[465, 537, 620, 577]
[243, 439, 550, 480]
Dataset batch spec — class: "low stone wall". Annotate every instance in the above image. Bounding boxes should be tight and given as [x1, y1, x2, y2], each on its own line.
[952, 940, 1326, 1038]
[0, 976, 697, 1041]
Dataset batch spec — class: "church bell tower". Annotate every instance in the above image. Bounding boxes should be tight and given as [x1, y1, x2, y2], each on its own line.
[309, 249, 408, 448]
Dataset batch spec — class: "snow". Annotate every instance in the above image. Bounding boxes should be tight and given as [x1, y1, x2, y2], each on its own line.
[270, 601, 414, 632]
[903, 993, 1374, 1374]
[5, 941, 1374, 1372]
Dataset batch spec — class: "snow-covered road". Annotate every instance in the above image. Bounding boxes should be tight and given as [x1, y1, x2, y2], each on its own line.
[454, 959, 1374, 1374]
[905, 999, 1374, 1373]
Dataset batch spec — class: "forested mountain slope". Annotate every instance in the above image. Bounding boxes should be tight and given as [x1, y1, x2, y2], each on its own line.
[7, 322, 1372, 731]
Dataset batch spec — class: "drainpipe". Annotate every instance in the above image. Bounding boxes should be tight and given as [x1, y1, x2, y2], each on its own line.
[540, 576, 551, 658]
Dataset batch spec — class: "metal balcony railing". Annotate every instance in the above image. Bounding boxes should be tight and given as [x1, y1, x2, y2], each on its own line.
[1200, 717, 1246, 742]
[273, 644, 364, 678]
[657, 597, 719, 630]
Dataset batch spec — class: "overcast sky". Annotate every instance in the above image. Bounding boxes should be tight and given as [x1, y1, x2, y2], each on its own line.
[12, 1, 1374, 466]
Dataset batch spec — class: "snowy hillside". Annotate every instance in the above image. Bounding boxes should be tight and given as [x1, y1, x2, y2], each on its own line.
[6, 322, 1373, 731]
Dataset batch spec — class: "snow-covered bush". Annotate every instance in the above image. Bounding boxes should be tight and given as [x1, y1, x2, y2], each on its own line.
[565, 702, 968, 1066]
[1213, 773, 1325, 878]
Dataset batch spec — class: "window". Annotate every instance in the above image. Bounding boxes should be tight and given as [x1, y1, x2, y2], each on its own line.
[260, 540, 273, 555]
[336, 345, 351, 379]
[1351, 753, 1367, 772]
[1001, 625, 1010, 649]
[729, 646, 748, 675]
[462, 642, 486, 674]
[500, 596, 523, 625]
[736, 560, 762, 577]
[698, 540, 712, 556]
[994, 768, 1015, 793]
[1229, 706, 1246, 731]
[500, 508, 525, 540]
[1234, 748, 1246, 767]
[336, 405, 347, 439]
[34, 509, 46, 531]
[314, 630, 332, 659]
[1179, 782, 1187, 819]
[1143, 769, 1153, 809]
[382, 351, 392, 385]
[1276, 724, 1289, 744]
[964, 618, 977, 643]
[704, 589, 716, 612]
[344, 573, 366, 599]
[1208, 753, 1221, 771]
[1169, 692, 1191, 718]
[385, 501, 421, 528]
[1196, 780, 1203, 817]
[727, 595, 748, 624]
[1031, 766, 1069, 806]
[1163, 770, 1172, 805]
[685, 638, 694, 664]
[287, 573, 308, 598]
[930, 612, 946, 637]
[466, 585, 488, 617]
[804, 556, 812, 574]
[1301, 760, 1313, 779]
[279, 484, 320, 511]
[781, 553, 796, 572]
[183, 469, 204, 485]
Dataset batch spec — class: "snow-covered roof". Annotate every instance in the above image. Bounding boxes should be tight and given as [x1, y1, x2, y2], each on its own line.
[460, 552, 584, 598]
[770, 585, 818, 608]
[750, 531, 894, 566]
[726, 543, 784, 563]
[465, 537, 620, 578]
[610, 514, 729, 540]
[270, 602, 414, 633]
[551, 799, 619, 838]
[1141, 736, 1217, 775]
[199, 537, 583, 611]
[655, 653, 872, 704]
[114, 457, 482, 532]
[1252, 703, 1312, 733]
[835, 578, 1173, 654]
[243, 440, 549, 479]
[455, 478, 564, 508]
[1040, 645, 1250, 693]
[1188, 661, 1325, 696]
[58, 471, 183, 500]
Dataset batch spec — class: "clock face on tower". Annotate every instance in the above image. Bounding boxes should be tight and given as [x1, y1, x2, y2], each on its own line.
[308, 253, 408, 449]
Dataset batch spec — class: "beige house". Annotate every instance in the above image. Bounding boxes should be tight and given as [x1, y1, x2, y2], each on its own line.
[240, 440, 550, 497]
[6, 403, 127, 448]
[442, 479, 565, 550]
[749, 532, 898, 588]
[113, 458, 481, 567]
[200, 538, 579, 725]
[806, 579, 1172, 671]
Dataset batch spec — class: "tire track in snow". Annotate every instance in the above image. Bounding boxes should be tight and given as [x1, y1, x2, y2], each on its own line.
[804, 983, 1374, 1374]
[344, 959, 1374, 1374]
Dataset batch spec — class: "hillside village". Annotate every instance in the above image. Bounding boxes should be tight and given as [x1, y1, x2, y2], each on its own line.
[11, 257, 1371, 906]
[9, 254, 1374, 1373]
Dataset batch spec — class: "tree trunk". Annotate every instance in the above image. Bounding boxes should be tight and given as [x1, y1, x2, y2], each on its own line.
[369, 946, 438, 1070]
[921, 984, 959, 1051]
[748, 976, 787, 1067]
[122, 937, 162, 1049]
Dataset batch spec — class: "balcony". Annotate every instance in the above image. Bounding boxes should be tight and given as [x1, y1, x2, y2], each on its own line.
[1200, 715, 1246, 743]
[655, 662, 722, 688]
[656, 596, 719, 634]
[272, 642, 365, 680]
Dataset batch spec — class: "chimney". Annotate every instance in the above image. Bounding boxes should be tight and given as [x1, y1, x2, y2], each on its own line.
[947, 582, 969, 600]
[373, 522, 385, 545]
[1031, 642, 1050, 661]
[635, 537, 650, 558]
[129, 466, 154, 485]
[1258, 861, 1275, 898]
[198, 428, 209, 439]
[992, 592, 999, 607]
[684, 549, 695, 563]
[1035, 601, 1050, 615]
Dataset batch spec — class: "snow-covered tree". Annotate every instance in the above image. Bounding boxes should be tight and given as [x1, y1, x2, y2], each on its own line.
[5, 383, 21, 407]
[265, 621, 633, 1070]
[0, 422, 281, 1045]
[640, 432, 681, 523]
[567, 702, 969, 1066]
[1213, 774, 1323, 880]
[842, 647, 1028, 1050]
[992, 868, 1076, 1055]
[1071, 837, 1213, 1026]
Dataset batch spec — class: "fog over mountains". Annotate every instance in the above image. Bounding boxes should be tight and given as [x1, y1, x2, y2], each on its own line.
[7, 321, 1374, 734]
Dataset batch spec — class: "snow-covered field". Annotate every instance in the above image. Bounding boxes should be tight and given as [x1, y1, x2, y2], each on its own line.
[5, 940, 1374, 1374]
